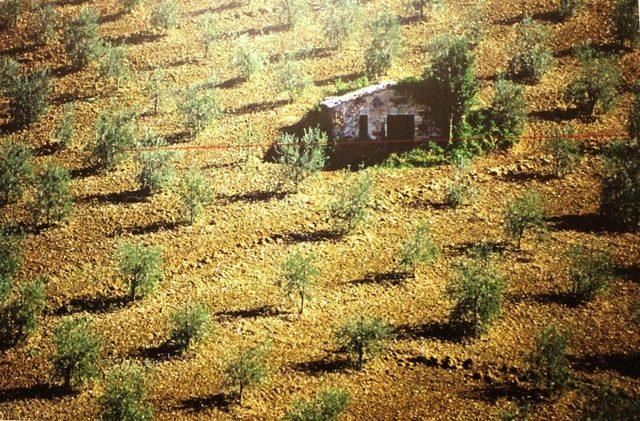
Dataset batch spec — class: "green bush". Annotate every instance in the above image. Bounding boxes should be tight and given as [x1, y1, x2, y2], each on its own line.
[63, 8, 101, 69]
[33, 4, 58, 45]
[92, 106, 137, 169]
[277, 59, 312, 102]
[567, 244, 614, 302]
[507, 17, 553, 83]
[0, 225, 22, 280]
[612, 0, 639, 46]
[527, 324, 570, 395]
[488, 78, 527, 147]
[334, 316, 393, 369]
[396, 221, 438, 277]
[0, 141, 33, 206]
[179, 84, 221, 136]
[503, 189, 546, 249]
[364, 11, 402, 78]
[122, 0, 143, 13]
[461, 3, 487, 49]
[327, 171, 373, 235]
[231, 35, 266, 80]
[169, 303, 211, 352]
[279, 0, 308, 28]
[200, 13, 219, 58]
[405, 0, 442, 20]
[629, 92, 640, 138]
[117, 241, 164, 301]
[382, 142, 446, 168]
[150, 0, 178, 32]
[53, 103, 75, 149]
[136, 131, 177, 194]
[564, 52, 621, 117]
[332, 75, 369, 95]
[146, 68, 166, 115]
[223, 342, 269, 405]
[322, 0, 363, 49]
[51, 317, 101, 392]
[278, 252, 318, 314]
[446, 258, 506, 336]
[0, 275, 11, 306]
[1, 66, 51, 127]
[599, 138, 640, 231]
[4, 277, 46, 342]
[98, 362, 153, 421]
[444, 157, 478, 207]
[179, 166, 213, 224]
[0, 57, 19, 89]
[556, 0, 585, 20]
[283, 387, 350, 421]
[276, 127, 328, 192]
[545, 127, 582, 177]
[0, 0, 21, 29]
[99, 45, 130, 89]
[32, 163, 72, 226]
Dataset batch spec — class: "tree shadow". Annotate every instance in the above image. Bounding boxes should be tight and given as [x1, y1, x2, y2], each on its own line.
[0, 43, 37, 57]
[112, 220, 183, 237]
[528, 108, 579, 122]
[616, 264, 640, 284]
[52, 64, 78, 78]
[70, 164, 101, 179]
[531, 10, 564, 23]
[0, 383, 69, 403]
[492, 14, 525, 25]
[177, 393, 233, 413]
[291, 356, 352, 374]
[216, 305, 287, 320]
[407, 198, 450, 210]
[283, 229, 342, 244]
[166, 130, 192, 145]
[216, 76, 244, 89]
[446, 240, 509, 257]
[98, 9, 126, 24]
[237, 23, 288, 38]
[395, 321, 468, 343]
[229, 99, 288, 116]
[106, 32, 163, 46]
[79, 188, 147, 205]
[569, 352, 640, 378]
[190, 0, 242, 17]
[500, 171, 556, 183]
[547, 213, 623, 234]
[350, 271, 408, 286]
[464, 383, 543, 406]
[219, 190, 287, 203]
[554, 42, 632, 58]
[315, 72, 364, 87]
[32, 142, 61, 157]
[134, 341, 182, 362]
[54, 295, 130, 316]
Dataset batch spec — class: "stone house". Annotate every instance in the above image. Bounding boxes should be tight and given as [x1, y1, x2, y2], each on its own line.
[319, 80, 440, 141]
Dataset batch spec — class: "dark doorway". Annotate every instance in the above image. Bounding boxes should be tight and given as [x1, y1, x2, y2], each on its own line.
[358, 115, 369, 140]
[387, 115, 415, 140]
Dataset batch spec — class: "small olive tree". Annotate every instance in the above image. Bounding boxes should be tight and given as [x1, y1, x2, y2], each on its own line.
[0, 225, 22, 280]
[117, 241, 164, 301]
[51, 317, 101, 392]
[1, 66, 52, 127]
[527, 324, 570, 396]
[33, 4, 58, 46]
[488, 78, 527, 147]
[507, 16, 553, 83]
[200, 13, 219, 59]
[545, 127, 582, 177]
[612, 0, 639, 46]
[283, 388, 350, 421]
[136, 131, 178, 194]
[396, 221, 438, 277]
[277, 59, 312, 102]
[169, 303, 211, 352]
[556, 0, 585, 20]
[0, 141, 34, 206]
[405, 0, 443, 20]
[231, 35, 266, 81]
[322, 0, 363, 49]
[446, 258, 506, 336]
[122, 0, 143, 13]
[223, 342, 270, 405]
[179, 85, 222, 137]
[279, 0, 308, 28]
[150, 0, 178, 33]
[98, 362, 153, 421]
[145, 68, 167, 115]
[99, 45, 130, 89]
[179, 166, 213, 224]
[53, 103, 76, 149]
[567, 244, 614, 303]
[92, 106, 137, 169]
[364, 11, 402, 78]
[2, 277, 46, 343]
[32, 163, 72, 227]
[276, 128, 328, 192]
[444, 156, 477, 207]
[503, 189, 546, 249]
[0, 0, 21, 29]
[334, 316, 393, 369]
[564, 52, 621, 117]
[327, 171, 373, 235]
[63, 8, 102, 69]
[278, 252, 318, 314]
[629, 92, 640, 138]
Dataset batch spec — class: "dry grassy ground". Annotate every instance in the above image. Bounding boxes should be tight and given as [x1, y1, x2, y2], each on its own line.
[0, 0, 638, 419]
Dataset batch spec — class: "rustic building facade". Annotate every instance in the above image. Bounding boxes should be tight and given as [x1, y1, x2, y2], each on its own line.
[320, 80, 439, 141]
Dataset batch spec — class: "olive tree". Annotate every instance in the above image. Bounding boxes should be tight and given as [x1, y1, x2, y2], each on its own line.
[92, 106, 137, 169]
[169, 303, 211, 352]
[507, 16, 553, 83]
[405, 0, 442, 20]
[98, 362, 153, 421]
[33, 3, 58, 46]
[564, 52, 621, 117]
[0, 225, 22, 280]
[488, 78, 527, 147]
[99, 45, 130, 89]
[322, 0, 363, 49]
[1, 66, 52, 127]
[0, 0, 21, 29]
[200, 13, 219, 58]
[277, 59, 312, 102]
[0, 141, 33, 206]
[63, 8, 101, 69]
[503, 189, 546, 249]
[146, 68, 167, 115]
[179, 166, 213, 224]
[327, 171, 373, 235]
[556, 0, 585, 20]
[223, 342, 270, 405]
[136, 131, 177, 194]
[629, 92, 640, 138]
[444, 156, 478, 207]
[150, 0, 178, 33]
[334, 316, 393, 369]
[278, 252, 318, 314]
[122, 0, 143, 13]
[527, 324, 570, 396]
[117, 241, 164, 301]
[283, 388, 350, 421]
[32, 162, 72, 226]
[231, 35, 266, 81]
[53, 103, 75, 149]
[2, 277, 46, 343]
[545, 126, 582, 177]
[396, 221, 438, 277]
[612, 0, 639, 46]
[275, 128, 327, 192]
[364, 11, 402, 78]
[51, 317, 101, 392]
[279, 0, 308, 29]
[567, 244, 614, 303]
[179, 85, 222, 137]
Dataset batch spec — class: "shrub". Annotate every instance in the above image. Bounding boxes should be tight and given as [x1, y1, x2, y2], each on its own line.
[461, 3, 487, 49]
[488, 78, 527, 147]
[612, 0, 639, 46]
[422, 35, 477, 141]
[279, 0, 308, 28]
[507, 17, 553, 83]
[51, 317, 101, 391]
[556, 0, 585, 20]
[334, 316, 393, 369]
[276, 127, 328, 192]
[599, 138, 640, 231]
[382, 142, 446, 168]
[179, 166, 213, 224]
[33, 4, 58, 45]
[278, 252, 318, 314]
[136, 131, 177, 194]
[92, 106, 137, 169]
[327, 171, 373, 235]
[5, 277, 46, 342]
[0, 0, 21, 29]
[446, 258, 506, 336]
[150, 0, 178, 32]
[2, 67, 51, 127]
[146, 68, 166, 114]
[98, 362, 153, 421]
[0, 275, 11, 305]
[527, 324, 570, 395]
[231, 35, 266, 80]
[283, 387, 350, 421]
[503, 189, 546, 249]
[396, 221, 438, 277]
[99, 45, 130, 89]
[0, 57, 19, 89]
[444, 157, 477, 207]
[545, 127, 582, 177]
[567, 244, 614, 302]
[629, 92, 640, 138]
[200, 13, 219, 58]
[0, 225, 22, 280]
[53, 103, 75, 149]
[179, 85, 221, 136]
[63, 8, 101, 69]
[405, 0, 442, 20]
[169, 303, 211, 352]
[564, 53, 621, 117]
[277, 59, 312, 102]
[32, 163, 72, 226]
[322, 0, 363, 49]
[364, 11, 402, 78]
[117, 241, 164, 301]
[223, 342, 269, 405]
[122, 0, 143, 13]
[0, 141, 33, 206]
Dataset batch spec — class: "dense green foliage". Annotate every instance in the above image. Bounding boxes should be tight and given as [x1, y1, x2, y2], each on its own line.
[51, 317, 101, 391]
[283, 388, 350, 421]
[54, 103, 76, 149]
[528, 324, 570, 395]
[92, 106, 137, 169]
[396, 221, 438, 276]
[223, 342, 270, 405]
[98, 362, 154, 421]
[613, 0, 640, 46]
[179, 166, 213, 223]
[487, 78, 527, 147]
[99, 45, 130, 88]
[323, 0, 363, 49]
[63, 8, 102, 69]
[0, 225, 22, 281]
[364, 11, 402, 77]
[334, 316, 393, 369]
[231, 35, 267, 80]
[276, 127, 328, 192]
[277, 59, 312, 102]
[568, 245, 614, 302]
[150, 0, 178, 32]
[137, 131, 177, 194]
[278, 252, 318, 314]
[170, 303, 211, 352]
[507, 17, 553, 83]
[179, 85, 222, 136]
[0, 141, 33, 206]
[545, 127, 582, 176]
[33, 4, 58, 45]
[327, 171, 373, 235]
[564, 51, 621, 117]
[0, 65, 51, 127]
[117, 241, 164, 301]
[32, 163, 72, 226]
[503, 189, 546, 249]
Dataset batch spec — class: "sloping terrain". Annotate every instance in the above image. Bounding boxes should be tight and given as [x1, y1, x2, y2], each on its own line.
[0, 0, 638, 419]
